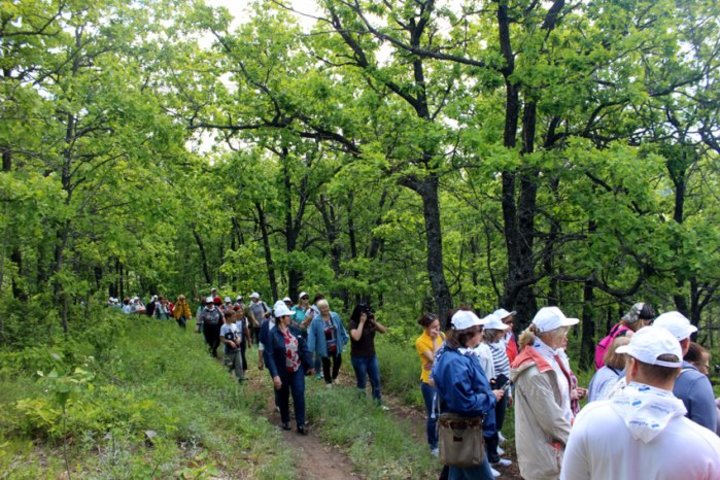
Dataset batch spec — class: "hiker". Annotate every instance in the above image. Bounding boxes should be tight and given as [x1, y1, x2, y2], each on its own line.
[292, 292, 311, 330]
[654, 311, 717, 431]
[199, 296, 223, 357]
[594, 302, 655, 369]
[173, 294, 192, 329]
[220, 310, 244, 382]
[483, 314, 513, 470]
[432, 309, 502, 480]
[510, 306, 579, 480]
[234, 305, 252, 371]
[561, 326, 720, 479]
[248, 292, 271, 345]
[263, 301, 314, 434]
[493, 308, 519, 364]
[307, 299, 348, 386]
[415, 313, 444, 457]
[349, 303, 388, 407]
[588, 336, 630, 402]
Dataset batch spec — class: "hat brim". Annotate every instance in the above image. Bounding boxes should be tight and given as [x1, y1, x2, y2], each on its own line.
[562, 318, 580, 327]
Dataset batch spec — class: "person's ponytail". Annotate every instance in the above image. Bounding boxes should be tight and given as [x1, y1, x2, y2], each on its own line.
[518, 323, 539, 350]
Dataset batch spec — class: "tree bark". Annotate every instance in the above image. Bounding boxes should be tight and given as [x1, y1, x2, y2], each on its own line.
[256, 202, 278, 301]
[403, 175, 453, 326]
[192, 229, 212, 285]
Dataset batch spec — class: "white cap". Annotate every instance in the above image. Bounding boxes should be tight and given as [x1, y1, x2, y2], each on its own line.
[616, 325, 683, 368]
[298, 292, 308, 301]
[484, 315, 510, 331]
[493, 308, 516, 320]
[282, 297, 292, 303]
[653, 311, 697, 340]
[274, 302, 293, 317]
[205, 296, 213, 304]
[451, 310, 485, 330]
[532, 306, 579, 333]
[236, 295, 243, 301]
[250, 292, 260, 299]
[224, 296, 232, 303]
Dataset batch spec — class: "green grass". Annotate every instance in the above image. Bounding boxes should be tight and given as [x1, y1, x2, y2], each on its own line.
[304, 384, 438, 479]
[0, 313, 293, 479]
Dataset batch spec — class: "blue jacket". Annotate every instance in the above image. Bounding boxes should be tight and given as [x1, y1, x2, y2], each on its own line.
[433, 346, 497, 433]
[263, 324, 313, 379]
[307, 312, 349, 357]
[674, 361, 718, 431]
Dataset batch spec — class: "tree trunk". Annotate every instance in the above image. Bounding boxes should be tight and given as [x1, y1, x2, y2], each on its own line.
[580, 277, 596, 368]
[192, 229, 212, 285]
[256, 202, 278, 301]
[404, 175, 453, 326]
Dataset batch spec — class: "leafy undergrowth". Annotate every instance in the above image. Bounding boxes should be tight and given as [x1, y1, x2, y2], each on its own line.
[0, 312, 293, 479]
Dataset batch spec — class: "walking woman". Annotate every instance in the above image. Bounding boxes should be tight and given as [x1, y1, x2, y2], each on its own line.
[173, 294, 192, 329]
[415, 313, 444, 456]
[433, 309, 502, 480]
[307, 299, 349, 385]
[349, 303, 387, 406]
[263, 301, 314, 433]
[510, 306, 578, 480]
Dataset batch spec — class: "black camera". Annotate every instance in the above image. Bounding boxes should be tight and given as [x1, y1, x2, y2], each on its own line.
[359, 303, 374, 319]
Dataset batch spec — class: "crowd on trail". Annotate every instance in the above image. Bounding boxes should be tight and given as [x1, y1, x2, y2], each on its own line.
[110, 291, 720, 479]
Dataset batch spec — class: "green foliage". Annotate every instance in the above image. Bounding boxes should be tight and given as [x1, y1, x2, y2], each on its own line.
[0, 311, 293, 479]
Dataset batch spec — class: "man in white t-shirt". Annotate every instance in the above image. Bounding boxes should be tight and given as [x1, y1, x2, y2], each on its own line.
[561, 326, 720, 480]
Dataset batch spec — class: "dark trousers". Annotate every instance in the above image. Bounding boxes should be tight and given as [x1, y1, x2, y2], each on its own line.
[485, 393, 508, 462]
[203, 322, 221, 357]
[321, 353, 342, 384]
[278, 368, 306, 427]
[175, 316, 187, 329]
[239, 341, 248, 371]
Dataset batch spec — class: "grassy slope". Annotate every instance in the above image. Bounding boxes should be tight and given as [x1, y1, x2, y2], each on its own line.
[0, 313, 292, 479]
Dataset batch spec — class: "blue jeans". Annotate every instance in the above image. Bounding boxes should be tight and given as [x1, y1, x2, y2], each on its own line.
[421, 381, 438, 450]
[278, 368, 306, 427]
[351, 355, 381, 402]
[448, 457, 494, 480]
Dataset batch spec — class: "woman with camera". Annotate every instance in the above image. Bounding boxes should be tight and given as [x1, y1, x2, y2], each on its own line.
[432, 309, 502, 480]
[349, 303, 387, 406]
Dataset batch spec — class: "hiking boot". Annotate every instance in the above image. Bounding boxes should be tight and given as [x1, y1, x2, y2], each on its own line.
[297, 425, 307, 435]
[281, 423, 291, 431]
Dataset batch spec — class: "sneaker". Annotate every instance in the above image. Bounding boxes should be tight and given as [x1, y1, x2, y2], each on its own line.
[491, 467, 501, 478]
[297, 425, 307, 435]
[491, 458, 512, 468]
[497, 446, 505, 456]
[281, 423, 291, 431]
[379, 405, 390, 411]
[498, 431, 506, 445]
[430, 448, 439, 458]
[315, 374, 323, 380]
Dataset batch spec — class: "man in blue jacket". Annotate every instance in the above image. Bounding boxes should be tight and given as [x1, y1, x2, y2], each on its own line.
[654, 311, 717, 431]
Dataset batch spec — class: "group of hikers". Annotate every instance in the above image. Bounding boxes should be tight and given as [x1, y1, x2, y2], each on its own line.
[113, 290, 720, 479]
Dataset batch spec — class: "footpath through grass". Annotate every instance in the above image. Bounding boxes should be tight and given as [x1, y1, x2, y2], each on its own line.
[0, 311, 292, 479]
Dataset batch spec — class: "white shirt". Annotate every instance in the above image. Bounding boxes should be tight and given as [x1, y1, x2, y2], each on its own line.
[561, 382, 720, 480]
[462, 343, 495, 380]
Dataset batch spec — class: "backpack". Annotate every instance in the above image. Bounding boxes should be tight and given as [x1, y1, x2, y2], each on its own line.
[594, 323, 630, 369]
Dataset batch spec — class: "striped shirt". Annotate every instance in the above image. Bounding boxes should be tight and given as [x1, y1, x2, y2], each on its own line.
[489, 341, 511, 377]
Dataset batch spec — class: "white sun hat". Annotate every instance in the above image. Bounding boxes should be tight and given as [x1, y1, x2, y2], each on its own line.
[532, 306, 579, 333]
[653, 311, 698, 341]
[451, 310, 485, 330]
[615, 325, 683, 368]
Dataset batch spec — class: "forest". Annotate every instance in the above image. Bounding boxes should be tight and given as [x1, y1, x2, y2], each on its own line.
[2, 0, 720, 478]
[3, 0, 720, 363]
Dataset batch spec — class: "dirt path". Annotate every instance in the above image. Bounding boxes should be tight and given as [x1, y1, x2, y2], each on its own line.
[244, 366, 362, 480]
